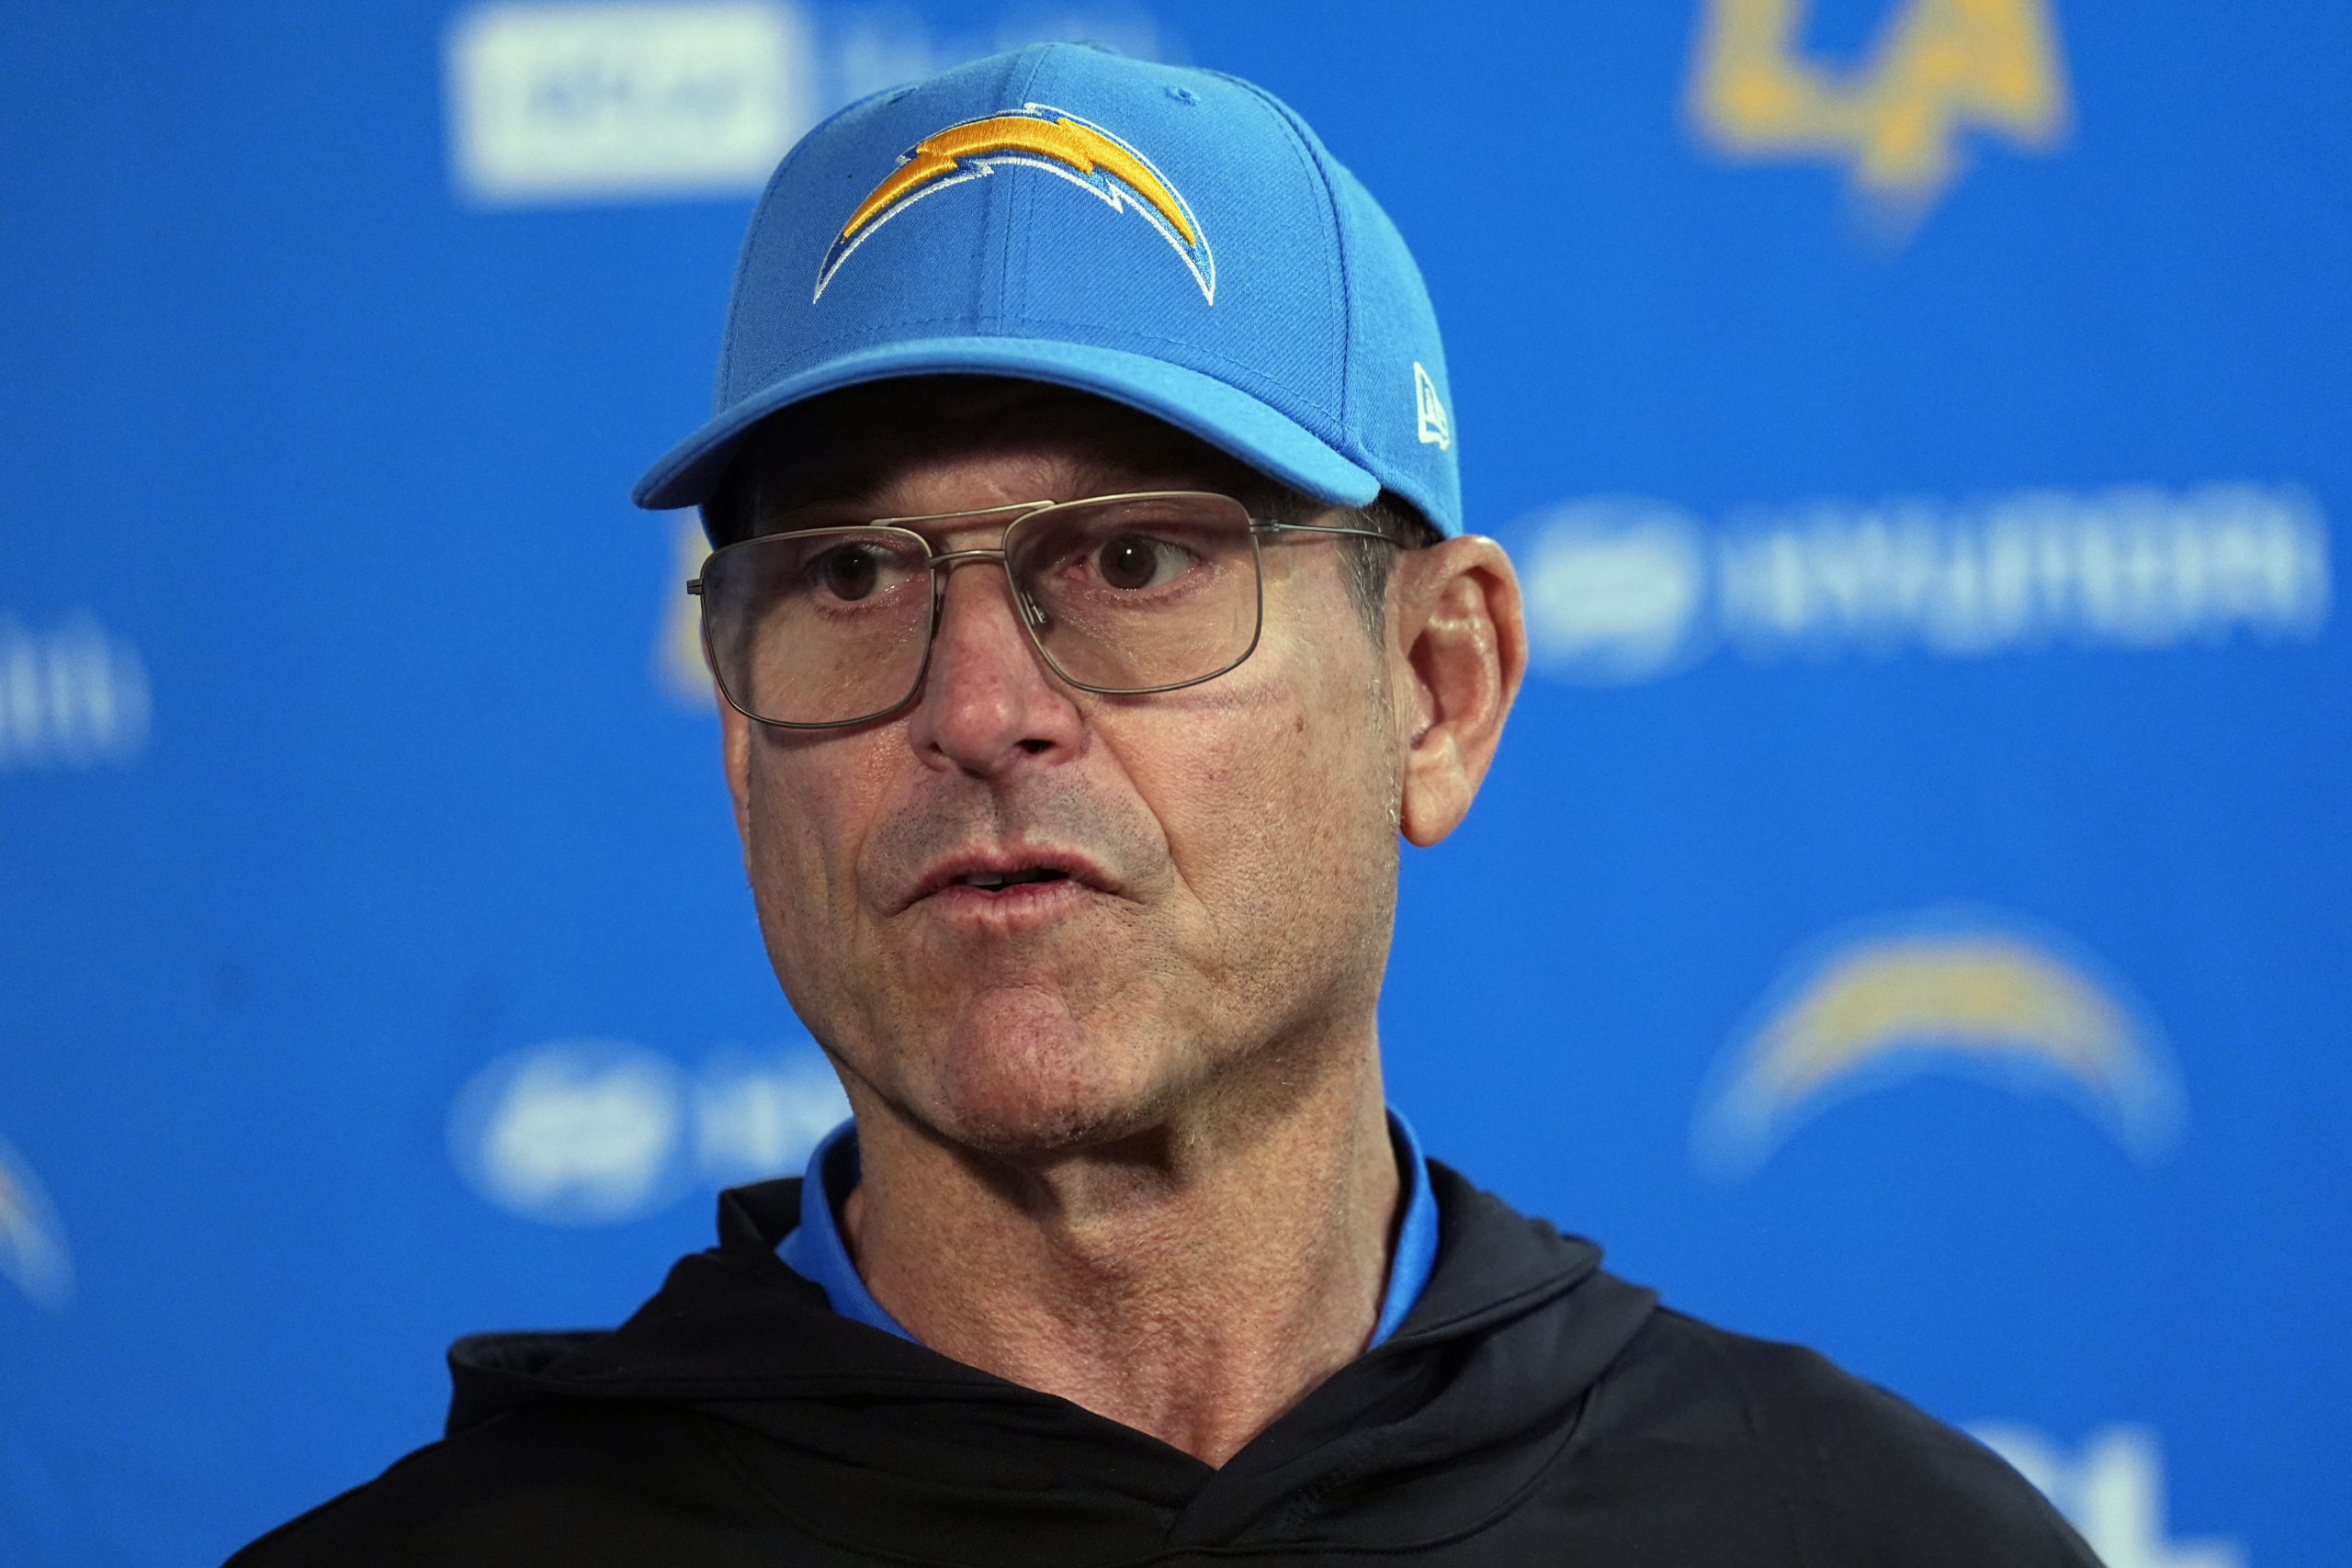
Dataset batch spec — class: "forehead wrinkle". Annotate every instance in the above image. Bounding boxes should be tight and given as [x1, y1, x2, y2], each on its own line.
[763, 447, 1274, 538]
[733, 378, 1291, 532]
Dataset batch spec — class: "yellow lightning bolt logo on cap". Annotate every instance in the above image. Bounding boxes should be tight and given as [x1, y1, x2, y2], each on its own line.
[815, 104, 1215, 303]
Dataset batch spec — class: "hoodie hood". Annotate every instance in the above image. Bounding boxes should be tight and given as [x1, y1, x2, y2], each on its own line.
[444, 1162, 1657, 1565]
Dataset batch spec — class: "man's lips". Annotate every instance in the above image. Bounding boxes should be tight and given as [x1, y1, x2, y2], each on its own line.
[901, 847, 1118, 911]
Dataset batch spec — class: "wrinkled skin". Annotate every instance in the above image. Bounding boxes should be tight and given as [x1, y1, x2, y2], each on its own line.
[714, 380, 1526, 1462]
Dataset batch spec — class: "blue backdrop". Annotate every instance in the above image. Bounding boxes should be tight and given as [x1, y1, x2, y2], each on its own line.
[2, 4, 2342, 1563]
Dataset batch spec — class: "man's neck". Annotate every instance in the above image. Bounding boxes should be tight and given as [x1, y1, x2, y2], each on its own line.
[841, 1053, 1401, 1467]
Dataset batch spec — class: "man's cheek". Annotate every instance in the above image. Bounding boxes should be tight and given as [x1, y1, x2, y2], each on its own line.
[1167, 721, 1330, 908]
[746, 765, 865, 1003]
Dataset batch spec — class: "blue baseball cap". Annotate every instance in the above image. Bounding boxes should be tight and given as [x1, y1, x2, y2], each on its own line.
[631, 42, 1461, 536]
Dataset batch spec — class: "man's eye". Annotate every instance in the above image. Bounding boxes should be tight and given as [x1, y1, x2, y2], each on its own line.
[1094, 534, 1190, 592]
[813, 546, 883, 601]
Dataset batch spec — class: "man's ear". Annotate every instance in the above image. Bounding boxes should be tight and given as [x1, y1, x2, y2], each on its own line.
[1389, 536, 1527, 847]
[719, 694, 755, 847]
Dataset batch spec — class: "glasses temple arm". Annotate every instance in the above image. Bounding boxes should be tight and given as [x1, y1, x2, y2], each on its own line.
[1251, 521, 1407, 545]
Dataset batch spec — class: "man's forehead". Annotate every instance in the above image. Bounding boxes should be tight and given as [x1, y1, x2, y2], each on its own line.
[729, 376, 1283, 523]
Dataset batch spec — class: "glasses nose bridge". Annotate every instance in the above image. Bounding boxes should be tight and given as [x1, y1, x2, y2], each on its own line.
[922, 542, 1048, 638]
[926, 544, 1011, 573]
[910, 498, 1054, 578]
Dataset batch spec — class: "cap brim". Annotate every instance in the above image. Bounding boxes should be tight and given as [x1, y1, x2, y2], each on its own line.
[631, 336, 1383, 513]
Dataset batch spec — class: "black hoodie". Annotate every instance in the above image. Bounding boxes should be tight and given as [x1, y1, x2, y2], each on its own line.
[229, 1164, 2096, 1566]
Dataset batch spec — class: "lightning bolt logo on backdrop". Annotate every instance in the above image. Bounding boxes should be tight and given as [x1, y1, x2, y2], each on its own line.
[1693, 907, 2184, 1178]
[0, 1134, 73, 1312]
[815, 105, 1215, 304]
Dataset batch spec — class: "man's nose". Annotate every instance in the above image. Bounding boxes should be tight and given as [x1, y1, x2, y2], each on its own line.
[907, 559, 1083, 774]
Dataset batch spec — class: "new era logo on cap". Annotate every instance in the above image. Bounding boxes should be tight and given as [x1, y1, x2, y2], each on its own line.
[1414, 363, 1452, 451]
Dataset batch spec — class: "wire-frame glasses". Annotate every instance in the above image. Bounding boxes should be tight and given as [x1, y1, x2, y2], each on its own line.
[687, 491, 1396, 728]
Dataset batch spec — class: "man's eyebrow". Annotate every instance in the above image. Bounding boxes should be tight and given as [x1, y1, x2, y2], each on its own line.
[745, 464, 899, 533]
[753, 494, 884, 534]
[751, 463, 1268, 536]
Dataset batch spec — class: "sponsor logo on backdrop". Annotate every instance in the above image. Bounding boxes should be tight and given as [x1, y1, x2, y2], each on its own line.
[447, 2, 820, 203]
[1521, 484, 2330, 684]
[1693, 907, 2182, 1176]
[448, 1039, 850, 1224]
[818, 104, 1213, 302]
[447, 1, 1170, 206]
[0, 612, 151, 773]
[0, 1135, 74, 1312]
[1970, 1424, 2245, 1568]
[1688, 0, 2069, 225]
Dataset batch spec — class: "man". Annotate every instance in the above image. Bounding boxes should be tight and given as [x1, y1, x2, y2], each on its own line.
[233, 42, 2096, 1565]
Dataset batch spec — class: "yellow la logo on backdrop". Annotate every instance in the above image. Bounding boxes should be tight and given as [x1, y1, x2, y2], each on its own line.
[1687, 0, 2069, 222]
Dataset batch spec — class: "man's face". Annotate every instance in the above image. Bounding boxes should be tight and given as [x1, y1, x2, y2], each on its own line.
[718, 386, 1411, 1158]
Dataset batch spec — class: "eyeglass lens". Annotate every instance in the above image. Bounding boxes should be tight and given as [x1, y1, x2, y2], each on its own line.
[697, 492, 1264, 728]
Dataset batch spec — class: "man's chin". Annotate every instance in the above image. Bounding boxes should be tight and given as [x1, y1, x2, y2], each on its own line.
[923, 987, 1178, 1157]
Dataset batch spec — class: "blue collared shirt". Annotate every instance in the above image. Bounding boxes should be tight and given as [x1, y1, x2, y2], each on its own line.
[779, 1111, 1442, 1348]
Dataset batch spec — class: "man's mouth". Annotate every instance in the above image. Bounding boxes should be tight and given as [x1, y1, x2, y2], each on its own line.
[893, 840, 1124, 913]
[955, 867, 1071, 892]
[900, 848, 1113, 911]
